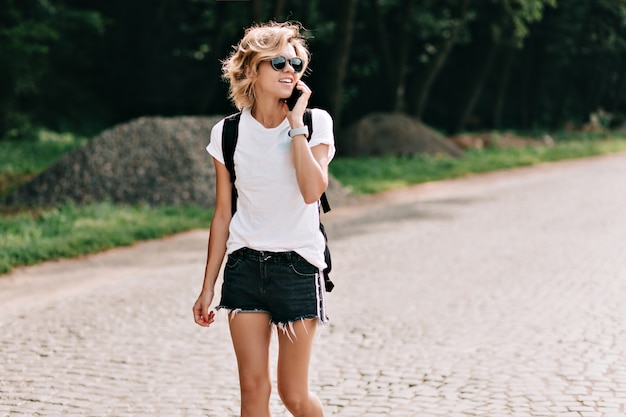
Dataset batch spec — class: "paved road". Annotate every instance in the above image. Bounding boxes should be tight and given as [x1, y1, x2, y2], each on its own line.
[1, 153, 626, 417]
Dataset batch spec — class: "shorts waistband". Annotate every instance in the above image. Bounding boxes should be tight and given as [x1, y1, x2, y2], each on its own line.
[232, 247, 304, 263]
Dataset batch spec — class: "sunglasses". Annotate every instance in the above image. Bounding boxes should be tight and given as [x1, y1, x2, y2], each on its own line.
[269, 56, 304, 73]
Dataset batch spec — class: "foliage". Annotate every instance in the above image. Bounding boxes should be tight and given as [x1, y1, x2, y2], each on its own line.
[0, 0, 105, 139]
[497, 0, 557, 47]
[1, 0, 626, 138]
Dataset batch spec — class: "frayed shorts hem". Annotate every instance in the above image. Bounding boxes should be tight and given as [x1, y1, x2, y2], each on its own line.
[216, 306, 328, 341]
[216, 305, 328, 327]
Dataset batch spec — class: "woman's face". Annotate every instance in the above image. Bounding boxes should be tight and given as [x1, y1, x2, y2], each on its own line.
[254, 43, 302, 101]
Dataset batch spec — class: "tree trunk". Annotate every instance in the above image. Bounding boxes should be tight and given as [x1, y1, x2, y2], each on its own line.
[372, 0, 395, 90]
[250, 0, 263, 23]
[609, 56, 625, 112]
[273, 0, 286, 20]
[199, 2, 230, 113]
[325, 0, 358, 128]
[492, 44, 514, 129]
[454, 41, 499, 133]
[593, 55, 617, 113]
[412, 0, 471, 120]
[392, 0, 416, 112]
[519, 40, 533, 129]
[155, 0, 170, 24]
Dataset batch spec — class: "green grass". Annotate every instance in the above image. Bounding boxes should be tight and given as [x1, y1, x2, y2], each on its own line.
[330, 134, 626, 194]
[0, 130, 87, 197]
[0, 202, 212, 274]
[1, 128, 626, 275]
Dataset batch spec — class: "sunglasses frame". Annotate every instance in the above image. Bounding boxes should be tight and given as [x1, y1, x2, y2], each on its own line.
[269, 56, 304, 73]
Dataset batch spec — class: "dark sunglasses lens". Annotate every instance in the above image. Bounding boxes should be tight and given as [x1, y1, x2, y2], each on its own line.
[270, 56, 303, 72]
[291, 58, 303, 72]
[271, 56, 286, 71]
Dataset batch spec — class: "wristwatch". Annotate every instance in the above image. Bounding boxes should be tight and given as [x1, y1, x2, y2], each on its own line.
[288, 126, 309, 139]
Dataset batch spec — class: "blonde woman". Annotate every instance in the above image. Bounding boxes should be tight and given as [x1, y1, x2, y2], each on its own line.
[192, 21, 334, 417]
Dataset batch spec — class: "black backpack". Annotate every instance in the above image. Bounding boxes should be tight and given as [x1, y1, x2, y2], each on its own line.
[221, 109, 334, 292]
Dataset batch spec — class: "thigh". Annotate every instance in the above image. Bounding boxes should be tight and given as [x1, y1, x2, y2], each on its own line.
[276, 318, 318, 395]
[229, 312, 273, 381]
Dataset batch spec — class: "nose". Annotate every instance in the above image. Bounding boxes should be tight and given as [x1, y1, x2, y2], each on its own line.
[284, 62, 296, 73]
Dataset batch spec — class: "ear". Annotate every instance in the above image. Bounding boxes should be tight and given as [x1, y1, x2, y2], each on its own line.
[244, 65, 251, 78]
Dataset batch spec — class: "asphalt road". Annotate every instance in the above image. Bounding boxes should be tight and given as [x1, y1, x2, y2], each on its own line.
[1, 153, 625, 417]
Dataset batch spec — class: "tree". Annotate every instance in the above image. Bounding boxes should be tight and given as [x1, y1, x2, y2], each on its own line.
[324, 0, 358, 128]
[410, 0, 472, 121]
[0, 0, 106, 139]
[453, 0, 556, 132]
[4, 0, 626, 138]
[0, 0, 59, 139]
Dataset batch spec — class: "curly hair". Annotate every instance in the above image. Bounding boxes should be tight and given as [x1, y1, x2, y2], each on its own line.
[221, 21, 310, 110]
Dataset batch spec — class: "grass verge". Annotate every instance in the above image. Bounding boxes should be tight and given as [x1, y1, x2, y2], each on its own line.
[0, 202, 212, 275]
[330, 135, 626, 194]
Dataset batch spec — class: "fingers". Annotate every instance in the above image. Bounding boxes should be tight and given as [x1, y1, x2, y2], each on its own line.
[206, 310, 215, 325]
[288, 81, 311, 115]
[193, 303, 216, 327]
[295, 80, 312, 97]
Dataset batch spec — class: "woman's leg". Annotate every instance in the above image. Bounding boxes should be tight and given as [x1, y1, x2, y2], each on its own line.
[229, 312, 273, 417]
[276, 319, 324, 417]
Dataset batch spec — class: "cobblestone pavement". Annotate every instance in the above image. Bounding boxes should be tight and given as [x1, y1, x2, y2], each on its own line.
[1, 153, 626, 417]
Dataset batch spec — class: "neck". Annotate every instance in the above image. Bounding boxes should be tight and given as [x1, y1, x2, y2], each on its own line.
[251, 97, 286, 128]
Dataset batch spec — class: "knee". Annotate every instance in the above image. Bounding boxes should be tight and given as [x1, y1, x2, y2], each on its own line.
[240, 376, 272, 406]
[278, 387, 310, 415]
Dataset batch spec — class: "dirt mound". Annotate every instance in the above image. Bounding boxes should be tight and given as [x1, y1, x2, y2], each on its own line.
[342, 112, 463, 157]
[6, 116, 352, 208]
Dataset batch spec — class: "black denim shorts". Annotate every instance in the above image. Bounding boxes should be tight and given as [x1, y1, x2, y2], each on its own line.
[218, 247, 328, 327]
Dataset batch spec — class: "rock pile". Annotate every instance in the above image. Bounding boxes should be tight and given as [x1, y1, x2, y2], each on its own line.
[6, 116, 222, 207]
[343, 112, 464, 157]
[6, 116, 352, 208]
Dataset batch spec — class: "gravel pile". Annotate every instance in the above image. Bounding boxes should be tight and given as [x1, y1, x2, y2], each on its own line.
[343, 112, 464, 157]
[6, 115, 352, 208]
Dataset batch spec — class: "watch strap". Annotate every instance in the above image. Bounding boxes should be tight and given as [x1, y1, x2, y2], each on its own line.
[288, 126, 309, 138]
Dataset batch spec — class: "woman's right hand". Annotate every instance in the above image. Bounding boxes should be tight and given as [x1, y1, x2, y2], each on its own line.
[192, 289, 216, 327]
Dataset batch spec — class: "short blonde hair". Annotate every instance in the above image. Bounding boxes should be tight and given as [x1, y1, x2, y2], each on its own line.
[221, 21, 310, 110]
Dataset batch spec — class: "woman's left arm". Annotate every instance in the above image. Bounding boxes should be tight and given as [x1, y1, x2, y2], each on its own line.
[286, 81, 332, 204]
[292, 138, 330, 204]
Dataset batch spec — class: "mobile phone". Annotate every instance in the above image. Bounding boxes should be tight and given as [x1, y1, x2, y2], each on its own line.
[286, 88, 302, 110]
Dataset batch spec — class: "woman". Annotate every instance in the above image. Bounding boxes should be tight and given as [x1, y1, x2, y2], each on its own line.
[192, 21, 334, 417]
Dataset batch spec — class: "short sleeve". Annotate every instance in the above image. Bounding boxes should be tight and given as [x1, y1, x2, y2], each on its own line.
[309, 108, 336, 161]
[206, 118, 226, 164]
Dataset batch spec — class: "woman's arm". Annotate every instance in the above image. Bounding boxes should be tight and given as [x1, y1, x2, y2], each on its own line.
[287, 81, 331, 204]
[192, 158, 232, 327]
[291, 139, 330, 204]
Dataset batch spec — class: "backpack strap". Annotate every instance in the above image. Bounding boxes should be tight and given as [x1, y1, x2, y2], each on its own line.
[304, 109, 334, 291]
[222, 112, 241, 215]
[303, 109, 331, 214]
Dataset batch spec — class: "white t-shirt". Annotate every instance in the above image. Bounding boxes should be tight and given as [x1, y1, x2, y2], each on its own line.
[206, 107, 335, 270]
